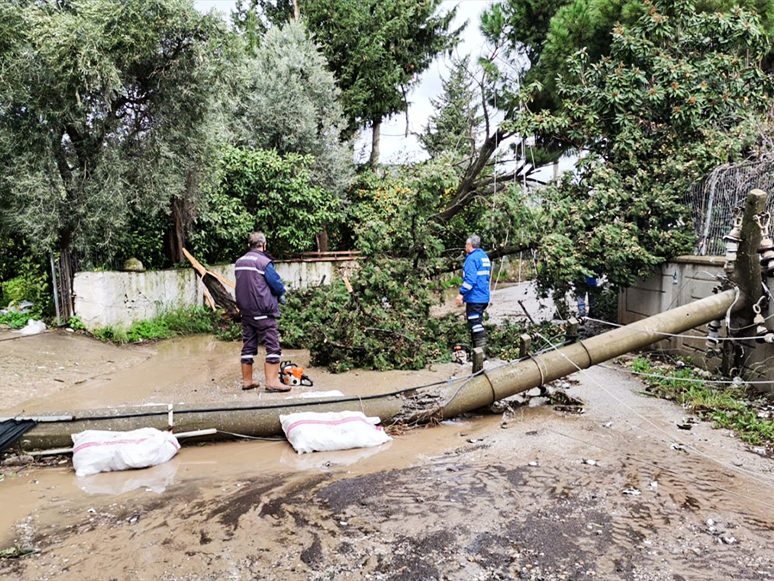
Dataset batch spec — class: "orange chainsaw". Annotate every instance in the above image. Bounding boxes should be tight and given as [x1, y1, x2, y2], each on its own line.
[279, 361, 314, 387]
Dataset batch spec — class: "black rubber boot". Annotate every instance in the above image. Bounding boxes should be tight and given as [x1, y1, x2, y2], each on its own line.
[473, 336, 487, 357]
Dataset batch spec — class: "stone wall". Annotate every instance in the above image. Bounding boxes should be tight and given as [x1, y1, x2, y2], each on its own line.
[73, 259, 358, 331]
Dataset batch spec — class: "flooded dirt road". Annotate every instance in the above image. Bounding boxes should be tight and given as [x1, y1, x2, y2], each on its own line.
[2, 331, 774, 581]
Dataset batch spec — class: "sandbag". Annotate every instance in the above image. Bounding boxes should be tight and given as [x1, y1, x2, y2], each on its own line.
[71, 428, 180, 477]
[17, 319, 46, 336]
[280, 411, 392, 454]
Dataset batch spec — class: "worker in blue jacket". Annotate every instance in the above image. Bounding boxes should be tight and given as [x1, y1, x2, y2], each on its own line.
[456, 235, 491, 354]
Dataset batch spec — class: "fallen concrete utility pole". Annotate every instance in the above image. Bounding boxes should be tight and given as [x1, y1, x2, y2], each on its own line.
[426, 288, 738, 421]
[7, 288, 738, 450]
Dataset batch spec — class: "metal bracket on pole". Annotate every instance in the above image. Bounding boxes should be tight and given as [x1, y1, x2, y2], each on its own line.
[519, 333, 532, 359]
[566, 317, 579, 343]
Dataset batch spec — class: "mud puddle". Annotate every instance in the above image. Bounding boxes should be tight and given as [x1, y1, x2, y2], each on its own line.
[3, 333, 463, 414]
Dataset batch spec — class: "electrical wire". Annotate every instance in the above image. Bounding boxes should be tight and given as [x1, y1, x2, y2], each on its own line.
[216, 430, 284, 441]
[532, 332, 774, 492]
[583, 315, 761, 342]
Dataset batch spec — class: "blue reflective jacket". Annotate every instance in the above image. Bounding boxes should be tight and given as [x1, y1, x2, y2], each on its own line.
[459, 248, 491, 304]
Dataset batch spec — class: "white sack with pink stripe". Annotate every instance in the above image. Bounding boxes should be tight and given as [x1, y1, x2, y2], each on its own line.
[280, 411, 392, 454]
[71, 428, 180, 477]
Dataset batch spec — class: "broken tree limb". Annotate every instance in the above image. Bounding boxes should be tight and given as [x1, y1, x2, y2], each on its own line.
[182, 248, 239, 318]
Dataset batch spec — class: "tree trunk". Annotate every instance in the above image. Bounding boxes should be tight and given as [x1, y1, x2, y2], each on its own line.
[431, 129, 505, 224]
[316, 227, 329, 252]
[57, 248, 75, 321]
[369, 118, 381, 170]
[292, 0, 300, 20]
[166, 196, 187, 265]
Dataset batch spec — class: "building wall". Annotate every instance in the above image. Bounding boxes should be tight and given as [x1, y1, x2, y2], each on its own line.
[73, 259, 358, 331]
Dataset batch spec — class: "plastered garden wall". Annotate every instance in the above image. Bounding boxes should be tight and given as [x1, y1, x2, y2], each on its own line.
[618, 255, 774, 388]
[73, 259, 358, 331]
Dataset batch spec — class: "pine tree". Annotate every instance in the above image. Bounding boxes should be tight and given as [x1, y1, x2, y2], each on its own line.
[419, 56, 483, 163]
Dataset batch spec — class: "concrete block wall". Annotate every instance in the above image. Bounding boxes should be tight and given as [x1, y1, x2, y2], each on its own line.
[73, 259, 358, 331]
[619, 255, 774, 387]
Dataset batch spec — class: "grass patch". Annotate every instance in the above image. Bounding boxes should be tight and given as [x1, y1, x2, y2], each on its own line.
[628, 355, 774, 448]
[92, 307, 226, 344]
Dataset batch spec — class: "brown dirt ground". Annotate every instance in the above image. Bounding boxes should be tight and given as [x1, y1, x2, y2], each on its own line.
[1, 329, 774, 581]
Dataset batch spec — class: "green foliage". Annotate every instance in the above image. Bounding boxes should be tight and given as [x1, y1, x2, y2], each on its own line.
[279, 260, 468, 372]
[347, 164, 458, 258]
[420, 55, 483, 162]
[230, 20, 354, 197]
[487, 0, 774, 112]
[517, 0, 773, 294]
[67, 316, 86, 331]
[0, 254, 50, 318]
[0, 0, 231, 263]
[486, 320, 565, 360]
[215, 318, 243, 342]
[307, 0, 462, 136]
[242, 0, 463, 139]
[93, 326, 129, 344]
[84, 208, 170, 271]
[628, 355, 774, 447]
[93, 308, 218, 343]
[189, 146, 343, 262]
[0, 311, 32, 329]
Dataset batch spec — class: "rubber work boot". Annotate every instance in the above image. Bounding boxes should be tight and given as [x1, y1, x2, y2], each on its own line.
[264, 361, 291, 392]
[473, 336, 487, 358]
[241, 363, 260, 390]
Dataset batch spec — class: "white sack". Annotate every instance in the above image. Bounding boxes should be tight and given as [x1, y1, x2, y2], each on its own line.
[280, 411, 392, 454]
[71, 428, 180, 477]
[16, 319, 46, 335]
[296, 390, 345, 398]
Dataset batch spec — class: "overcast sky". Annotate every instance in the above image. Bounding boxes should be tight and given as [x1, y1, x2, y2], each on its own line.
[193, 0, 495, 164]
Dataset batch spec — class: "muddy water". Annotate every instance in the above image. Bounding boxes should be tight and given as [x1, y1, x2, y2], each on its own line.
[3, 333, 774, 580]
[4, 333, 463, 414]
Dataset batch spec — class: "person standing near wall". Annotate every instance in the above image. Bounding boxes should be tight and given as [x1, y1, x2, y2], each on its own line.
[456, 235, 491, 355]
[235, 232, 289, 392]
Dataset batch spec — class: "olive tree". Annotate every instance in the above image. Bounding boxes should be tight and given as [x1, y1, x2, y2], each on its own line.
[0, 0, 230, 314]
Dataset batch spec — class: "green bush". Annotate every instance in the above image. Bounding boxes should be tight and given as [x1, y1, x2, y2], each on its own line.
[627, 355, 774, 448]
[94, 308, 218, 343]
[0, 254, 50, 317]
[0, 311, 32, 329]
[93, 325, 129, 343]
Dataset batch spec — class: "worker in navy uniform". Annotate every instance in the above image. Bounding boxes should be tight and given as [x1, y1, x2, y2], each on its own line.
[455, 235, 491, 355]
[235, 232, 289, 392]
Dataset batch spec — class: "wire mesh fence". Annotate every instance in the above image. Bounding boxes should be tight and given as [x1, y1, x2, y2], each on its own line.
[686, 155, 774, 256]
